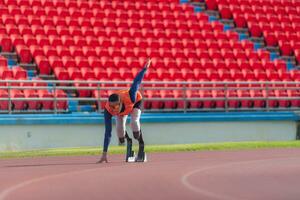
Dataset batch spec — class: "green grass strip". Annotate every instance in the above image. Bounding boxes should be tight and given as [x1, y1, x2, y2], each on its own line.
[1, 141, 300, 159]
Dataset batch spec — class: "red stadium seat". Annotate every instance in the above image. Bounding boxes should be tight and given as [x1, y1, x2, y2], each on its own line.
[24, 89, 41, 110]
[73, 78, 92, 97]
[250, 90, 265, 108]
[81, 67, 96, 79]
[248, 23, 262, 37]
[219, 5, 232, 19]
[160, 90, 177, 109]
[62, 56, 76, 68]
[212, 90, 225, 108]
[275, 90, 290, 108]
[37, 89, 53, 110]
[35, 56, 51, 75]
[43, 45, 57, 58]
[287, 90, 300, 107]
[0, 90, 9, 110]
[67, 67, 82, 80]
[0, 56, 8, 68]
[36, 34, 50, 46]
[53, 89, 68, 110]
[206, 0, 217, 10]
[12, 66, 27, 79]
[263, 90, 278, 108]
[0, 34, 12, 52]
[278, 41, 293, 56]
[0, 67, 13, 80]
[53, 67, 70, 82]
[75, 56, 89, 68]
[11, 90, 26, 110]
[237, 90, 253, 108]
[200, 90, 215, 108]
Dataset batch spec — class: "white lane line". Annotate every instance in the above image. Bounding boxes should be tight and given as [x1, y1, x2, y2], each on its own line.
[0, 167, 103, 200]
[181, 156, 300, 200]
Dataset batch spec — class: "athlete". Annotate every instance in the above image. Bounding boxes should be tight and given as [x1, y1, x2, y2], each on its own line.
[97, 59, 151, 163]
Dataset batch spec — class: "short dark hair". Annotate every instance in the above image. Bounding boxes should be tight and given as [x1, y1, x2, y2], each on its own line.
[108, 93, 120, 103]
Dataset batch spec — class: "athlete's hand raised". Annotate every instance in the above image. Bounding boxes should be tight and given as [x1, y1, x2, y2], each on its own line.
[145, 58, 151, 69]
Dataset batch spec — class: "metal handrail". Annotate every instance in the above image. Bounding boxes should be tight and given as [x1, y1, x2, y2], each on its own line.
[0, 80, 299, 113]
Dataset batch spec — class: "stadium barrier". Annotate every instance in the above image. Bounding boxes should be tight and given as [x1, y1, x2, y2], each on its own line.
[0, 80, 299, 113]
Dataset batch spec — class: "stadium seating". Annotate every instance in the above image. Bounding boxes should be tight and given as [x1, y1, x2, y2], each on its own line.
[0, 0, 298, 111]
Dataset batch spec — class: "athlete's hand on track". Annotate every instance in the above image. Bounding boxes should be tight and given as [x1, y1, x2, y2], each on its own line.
[97, 152, 108, 163]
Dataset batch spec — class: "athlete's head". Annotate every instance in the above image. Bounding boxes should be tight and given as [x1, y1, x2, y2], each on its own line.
[108, 93, 121, 113]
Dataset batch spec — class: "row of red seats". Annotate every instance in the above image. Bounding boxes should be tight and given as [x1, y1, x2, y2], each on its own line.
[3, 30, 243, 48]
[234, 14, 300, 29]
[26, 40, 254, 56]
[221, 5, 300, 21]
[208, 0, 300, 11]
[55, 74, 300, 99]
[14, 34, 243, 49]
[143, 89, 300, 109]
[1, 0, 185, 10]
[30, 47, 272, 63]
[0, 89, 67, 110]
[26, 36, 246, 50]
[0, 8, 203, 25]
[0, 28, 245, 48]
[52, 64, 294, 82]
[25, 41, 262, 60]
[225, 0, 300, 7]
[40, 52, 287, 74]
[0, 15, 206, 30]
[243, 13, 300, 25]
[0, 6, 194, 19]
[0, 66, 27, 79]
[215, 4, 300, 28]
[247, 22, 300, 46]
[38, 53, 286, 75]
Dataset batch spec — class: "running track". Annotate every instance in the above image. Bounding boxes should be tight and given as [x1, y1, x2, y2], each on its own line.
[0, 148, 300, 200]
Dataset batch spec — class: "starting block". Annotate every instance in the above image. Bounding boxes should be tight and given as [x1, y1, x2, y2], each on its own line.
[127, 156, 136, 162]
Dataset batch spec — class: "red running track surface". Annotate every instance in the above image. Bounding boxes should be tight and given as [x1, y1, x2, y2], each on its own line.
[0, 149, 300, 200]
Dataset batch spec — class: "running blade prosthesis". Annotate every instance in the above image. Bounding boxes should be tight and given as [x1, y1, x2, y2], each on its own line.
[135, 143, 147, 162]
[126, 142, 147, 162]
[126, 138, 135, 162]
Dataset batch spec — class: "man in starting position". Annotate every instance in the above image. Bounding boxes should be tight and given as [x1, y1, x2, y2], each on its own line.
[97, 59, 151, 163]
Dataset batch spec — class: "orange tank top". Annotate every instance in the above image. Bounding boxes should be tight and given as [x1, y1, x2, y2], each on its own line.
[105, 90, 142, 116]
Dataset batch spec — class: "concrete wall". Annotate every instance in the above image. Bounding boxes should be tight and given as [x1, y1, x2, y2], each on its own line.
[0, 120, 297, 151]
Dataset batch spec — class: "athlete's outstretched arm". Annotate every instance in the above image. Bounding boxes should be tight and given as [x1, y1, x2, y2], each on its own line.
[103, 109, 113, 152]
[129, 59, 151, 103]
[97, 109, 112, 163]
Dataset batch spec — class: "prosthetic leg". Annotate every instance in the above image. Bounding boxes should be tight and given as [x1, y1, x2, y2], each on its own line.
[134, 131, 147, 162]
[125, 132, 135, 162]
